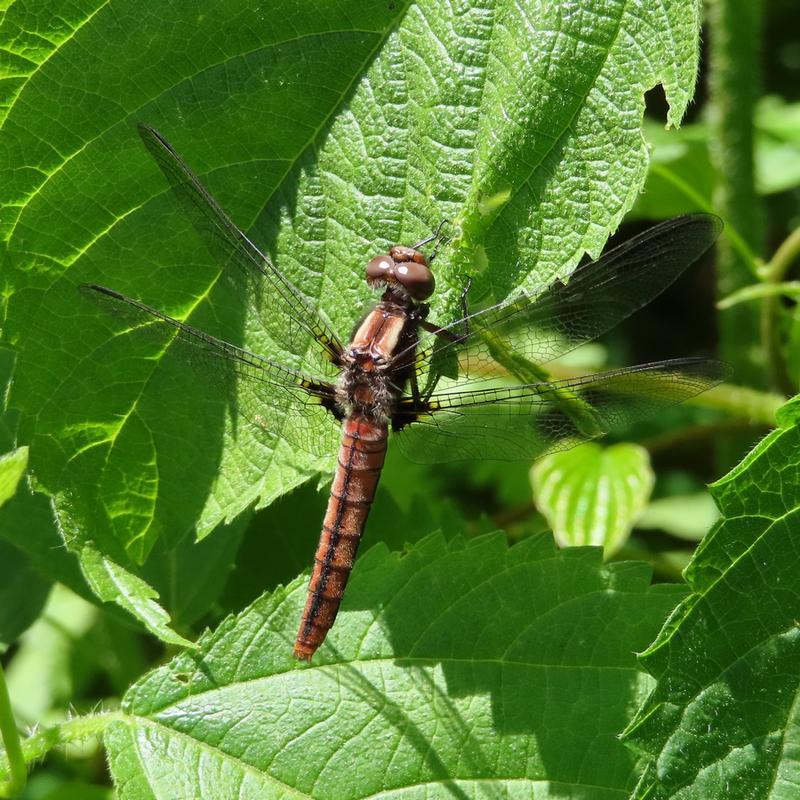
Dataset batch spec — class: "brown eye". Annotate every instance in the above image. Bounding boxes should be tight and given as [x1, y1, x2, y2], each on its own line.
[395, 260, 435, 300]
[366, 255, 395, 282]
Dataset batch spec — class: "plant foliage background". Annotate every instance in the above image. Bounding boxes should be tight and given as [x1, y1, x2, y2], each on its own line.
[0, 0, 799, 798]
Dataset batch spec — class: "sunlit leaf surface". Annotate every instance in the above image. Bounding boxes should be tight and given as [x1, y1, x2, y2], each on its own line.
[0, 447, 26, 507]
[105, 533, 686, 799]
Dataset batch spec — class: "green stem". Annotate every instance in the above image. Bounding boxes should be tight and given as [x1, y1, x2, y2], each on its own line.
[760, 225, 800, 393]
[544, 362, 783, 426]
[648, 164, 761, 275]
[0, 710, 123, 790]
[640, 417, 771, 456]
[707, 0, 765, 393]
[0, 664, 24, 798]
[454, 348, 785, 430]
[718, 281, 800, 309]
[761, 225, 800, 283]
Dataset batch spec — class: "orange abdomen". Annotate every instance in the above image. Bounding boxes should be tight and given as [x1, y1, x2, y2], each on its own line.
[293, 414, 388, 660]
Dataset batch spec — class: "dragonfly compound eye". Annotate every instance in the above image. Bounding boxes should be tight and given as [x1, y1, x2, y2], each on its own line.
[395, 260, 435, 300]
[366, 255, 396, 289]
[371, 246, 435, 299]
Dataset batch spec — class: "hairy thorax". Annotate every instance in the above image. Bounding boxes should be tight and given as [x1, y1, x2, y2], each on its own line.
[334, 298, 416, 423]
[335, 361, 395, 423]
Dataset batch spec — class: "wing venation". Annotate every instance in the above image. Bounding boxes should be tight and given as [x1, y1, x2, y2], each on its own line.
[393, 358, 730, 463]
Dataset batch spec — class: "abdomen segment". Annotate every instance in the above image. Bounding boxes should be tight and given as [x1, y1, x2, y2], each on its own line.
[293, 414, 388, 660]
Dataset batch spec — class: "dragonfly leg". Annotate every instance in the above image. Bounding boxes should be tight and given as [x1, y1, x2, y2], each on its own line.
[409, 364, 422, 406]
[458, 276, 472, 328]
[421, 369, 441, 403]
[419, 276, 473, 343]
[420, 318, 459, 342]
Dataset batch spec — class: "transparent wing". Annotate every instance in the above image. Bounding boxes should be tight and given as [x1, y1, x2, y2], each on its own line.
[138, 124, 344, 379]
[402, 214, 722, 384]
[392, 358, 730, 463]
[82, 284, 342, 458]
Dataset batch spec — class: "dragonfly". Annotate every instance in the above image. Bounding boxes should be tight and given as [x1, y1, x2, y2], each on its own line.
[83, 124, 729, 661]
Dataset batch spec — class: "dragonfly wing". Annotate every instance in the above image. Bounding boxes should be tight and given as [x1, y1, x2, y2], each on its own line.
[138, 124, 344, 379]
[82, 284, 342, 459]
[404, 214, 722, 384]
[392, 358, 730, 464]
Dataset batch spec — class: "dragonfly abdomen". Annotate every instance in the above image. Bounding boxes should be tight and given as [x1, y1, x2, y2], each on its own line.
[293, 413, 388, 660]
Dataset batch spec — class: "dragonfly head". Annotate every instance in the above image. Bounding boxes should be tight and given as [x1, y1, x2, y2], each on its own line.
[366, 246, 435, 301]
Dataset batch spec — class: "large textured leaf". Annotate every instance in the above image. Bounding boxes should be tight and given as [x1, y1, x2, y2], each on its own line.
[622, 397, 800, 799]
[531, 442, 654, 555]
[3, 1, 705, 631]
[104, 532, 686, 799]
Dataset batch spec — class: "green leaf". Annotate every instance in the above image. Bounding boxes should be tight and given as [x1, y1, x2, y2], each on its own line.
[636, 491, 719, 541]
[220, 482, 438, 614]
[623, 396, 800, 799]
[139, 513, 249, 628]
[0, 444, 52, 648]
[4, 0, 409, 565]
[77, 545, 195, 649]
[4, 586, 98, 726]
[0, 447, 27, 507]
[531, 442, 654, 556]
[0, 540, 50, 651]
[3, 2, 706, 631]
[104, 533, 685, 799]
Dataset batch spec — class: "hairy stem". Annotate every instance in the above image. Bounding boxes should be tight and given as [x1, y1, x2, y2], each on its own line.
[648, 164, 760, 273]
[0, 663, 24, 798]
[707, 0, 764, 389]
[0, 709, 123, 789]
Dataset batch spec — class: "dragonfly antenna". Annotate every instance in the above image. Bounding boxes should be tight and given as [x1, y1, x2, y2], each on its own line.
[413, 218, 450, 252]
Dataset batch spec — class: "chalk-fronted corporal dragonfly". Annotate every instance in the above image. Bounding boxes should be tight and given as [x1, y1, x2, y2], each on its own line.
[84, 125, 728, 660]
